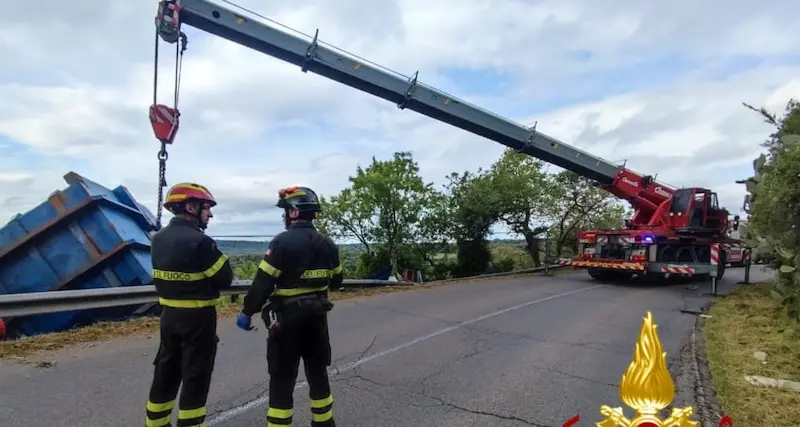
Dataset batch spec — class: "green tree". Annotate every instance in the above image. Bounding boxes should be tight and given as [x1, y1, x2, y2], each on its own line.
[487, 149, 552, 266]
[321, 152, 445, 277]
[743, 99, 800, 158]
[317, 189, 375, 254]
[543, 170, 625, 257]
[742, 99, 800, 321]
[410, 188, 454, 269]
[349, 152, 437, 273]
[444, 169, 500, 277]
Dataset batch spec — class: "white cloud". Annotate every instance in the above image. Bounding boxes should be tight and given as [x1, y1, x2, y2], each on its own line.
[0, 0, 798, 241]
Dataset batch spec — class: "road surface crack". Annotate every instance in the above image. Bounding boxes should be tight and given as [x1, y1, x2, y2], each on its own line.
[359, 303, 457, 325]
[338, 371, 553, 426]
[332, 331, 554, 426]
[530, 365, 618, 388]
[463, 324, 630, 356]
[423, 396, 553, 427]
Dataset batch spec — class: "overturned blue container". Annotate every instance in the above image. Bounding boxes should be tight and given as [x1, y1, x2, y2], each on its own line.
[0, 172, 158, 338]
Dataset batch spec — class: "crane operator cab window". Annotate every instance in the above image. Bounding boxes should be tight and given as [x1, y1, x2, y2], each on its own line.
[669, 189, 692, 216]
[691, 192, 706, 228]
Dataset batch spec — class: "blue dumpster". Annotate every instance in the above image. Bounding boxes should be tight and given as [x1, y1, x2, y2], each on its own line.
[0, 171, 158, 338]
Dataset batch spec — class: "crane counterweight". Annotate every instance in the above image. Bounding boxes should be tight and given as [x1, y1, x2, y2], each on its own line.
[155, 0, 748, 282]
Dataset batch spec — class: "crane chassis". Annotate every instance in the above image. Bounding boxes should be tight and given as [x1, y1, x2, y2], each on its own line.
[150, 0, 748, 283]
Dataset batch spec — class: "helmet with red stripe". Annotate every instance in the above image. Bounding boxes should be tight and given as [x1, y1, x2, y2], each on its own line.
[163, 182, 217, 215]
[276, 185, 321, 213]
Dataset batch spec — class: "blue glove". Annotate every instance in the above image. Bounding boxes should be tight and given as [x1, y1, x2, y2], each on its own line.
[236, 312, 254, 331]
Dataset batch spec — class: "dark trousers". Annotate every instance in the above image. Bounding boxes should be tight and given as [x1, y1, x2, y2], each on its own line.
[145, 307, 218, 427]
[265, 305, 335, 427]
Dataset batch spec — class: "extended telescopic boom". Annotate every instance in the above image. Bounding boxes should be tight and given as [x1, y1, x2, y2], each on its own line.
[155, 0, 682, 226]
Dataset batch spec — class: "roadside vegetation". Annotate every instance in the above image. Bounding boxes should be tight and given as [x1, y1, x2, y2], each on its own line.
[301, 149, 626, 280]
[704, 283, 800, 427]
[702, 99, 800, 426]
[225, 149, 627, 280]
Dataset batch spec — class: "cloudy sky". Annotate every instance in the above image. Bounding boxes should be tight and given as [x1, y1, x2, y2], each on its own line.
[1, 0, 798, 241]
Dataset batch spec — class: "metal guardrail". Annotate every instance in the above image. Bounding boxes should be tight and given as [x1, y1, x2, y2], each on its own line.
[0, 279, 415, 318]
[0, 265, 568, 318]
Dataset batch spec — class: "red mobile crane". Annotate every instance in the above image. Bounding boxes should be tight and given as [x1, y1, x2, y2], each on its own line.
[567, 169, 745, 281]
[150, 0, 745, 283]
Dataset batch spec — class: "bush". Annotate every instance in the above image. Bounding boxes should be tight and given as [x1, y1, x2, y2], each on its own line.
[424, 259, 458, 281]
[455, 238, 492, 277]
[740, 100, 800, 321]
[493, 257, 516, 272]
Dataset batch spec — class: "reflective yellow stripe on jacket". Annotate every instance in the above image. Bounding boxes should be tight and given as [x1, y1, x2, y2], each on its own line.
[259, 260, 342, 297]
[158, 298, 219, 308]
[258, 260, 342, 279]
[153, 254, 229, 308]
[152, 254, 229, 281]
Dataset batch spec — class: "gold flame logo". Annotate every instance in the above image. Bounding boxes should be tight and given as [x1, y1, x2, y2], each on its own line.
[596, 311, 699, 427]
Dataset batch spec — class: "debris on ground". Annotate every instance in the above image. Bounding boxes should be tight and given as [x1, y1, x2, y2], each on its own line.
[703, 282, 800, 427]
[0, 317, 161, 362]
[744, 375, 800, 392]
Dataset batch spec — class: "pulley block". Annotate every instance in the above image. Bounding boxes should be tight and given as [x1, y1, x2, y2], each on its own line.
[149, 103, 181, 145]
[156, 0, 182, 44]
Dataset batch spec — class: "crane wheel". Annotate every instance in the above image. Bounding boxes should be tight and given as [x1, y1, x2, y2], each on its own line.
[716, 252, 727, 281]
[657, 246, 677, 262]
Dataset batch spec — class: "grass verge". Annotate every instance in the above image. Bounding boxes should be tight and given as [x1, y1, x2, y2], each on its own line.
[0, 268, 581, 363]
[703, 281, 800, 427]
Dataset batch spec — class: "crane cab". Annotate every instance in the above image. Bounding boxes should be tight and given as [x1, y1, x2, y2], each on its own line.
[668, 188, 729, 237]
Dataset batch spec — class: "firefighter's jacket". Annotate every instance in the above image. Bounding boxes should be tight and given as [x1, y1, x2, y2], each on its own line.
[242, 221, 343, 317]
[151, 217, 234, 308]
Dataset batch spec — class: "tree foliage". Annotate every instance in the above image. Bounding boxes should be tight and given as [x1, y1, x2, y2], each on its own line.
[488, 151, 551, 266]
[545, 171, 627, 257]
[739, 99, 800, 321]
[311, 147, 630, 280]
[445, 170, 500, 277]
[225, 147, 636, 282]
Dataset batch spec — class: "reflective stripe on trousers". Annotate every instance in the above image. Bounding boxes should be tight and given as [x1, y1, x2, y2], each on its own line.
[146, 400, 174, 427]
[267, 407, 293, 426]
[311, 394, 334, 424]
[145, 401, 208, 427]
[267, 394, 333, 426]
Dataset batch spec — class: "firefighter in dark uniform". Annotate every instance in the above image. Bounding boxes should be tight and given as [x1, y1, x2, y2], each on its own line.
[145, 182, 234, 427]
[236, 185, 342, 427]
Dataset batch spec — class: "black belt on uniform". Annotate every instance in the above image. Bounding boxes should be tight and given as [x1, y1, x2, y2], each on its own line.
[283, 294, 323, 304]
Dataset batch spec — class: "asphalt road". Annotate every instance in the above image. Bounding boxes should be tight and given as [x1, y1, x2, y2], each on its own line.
[0, 266, 773, 427]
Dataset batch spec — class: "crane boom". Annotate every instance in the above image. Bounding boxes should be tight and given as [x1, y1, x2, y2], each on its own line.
[153, 0, 746, 283]
[165, 0, 621, 184]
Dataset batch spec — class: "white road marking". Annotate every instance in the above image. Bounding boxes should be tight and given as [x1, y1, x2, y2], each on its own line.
[207, 284, 604, 425]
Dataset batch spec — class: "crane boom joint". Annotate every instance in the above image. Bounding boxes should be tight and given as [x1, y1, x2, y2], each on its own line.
[516, 121, 538, 154]
[398, 71, 419, 110]
[301, 29, 320, 73]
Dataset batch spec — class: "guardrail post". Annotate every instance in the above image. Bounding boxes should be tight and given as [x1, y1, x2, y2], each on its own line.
[737, 248, 752, 285]
[711, 275, 717, 296]
[710, 243, 719, 296]
[544, 239, 551, 276]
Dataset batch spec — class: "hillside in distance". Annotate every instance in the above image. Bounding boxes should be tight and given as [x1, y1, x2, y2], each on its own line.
[216, 239, 526, 256]
[216, 240, 366, 256]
